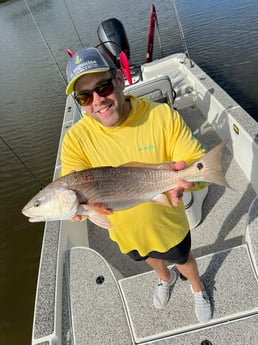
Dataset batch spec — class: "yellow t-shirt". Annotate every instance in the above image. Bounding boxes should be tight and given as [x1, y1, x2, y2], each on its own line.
[61, 96, 206, 255]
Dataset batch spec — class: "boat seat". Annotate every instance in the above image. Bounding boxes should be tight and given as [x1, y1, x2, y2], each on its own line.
[124, 74, 176, 107]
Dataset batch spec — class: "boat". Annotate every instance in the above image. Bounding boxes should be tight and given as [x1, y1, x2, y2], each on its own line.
[31, 4, 258, 345]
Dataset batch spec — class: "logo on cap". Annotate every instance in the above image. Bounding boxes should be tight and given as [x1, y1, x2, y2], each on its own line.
[75, 55, 82, 65]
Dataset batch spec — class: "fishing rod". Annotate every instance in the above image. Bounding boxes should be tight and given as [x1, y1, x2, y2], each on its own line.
[24, 0, 84, 120]
[171, 0, 194, 67]
[63, 0, 84, 49]
[23, 0, 67, 86]
[146, 4, 164, 63]
[3, 4, 87, 192]
[0, 136, 45, 189]
[155, 6, 164, 59]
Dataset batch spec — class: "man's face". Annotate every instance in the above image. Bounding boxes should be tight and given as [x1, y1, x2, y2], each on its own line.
[74, 70, 129, 128]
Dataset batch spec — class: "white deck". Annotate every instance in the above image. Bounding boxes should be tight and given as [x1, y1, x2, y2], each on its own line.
[31, 54, 258, 345]
[65, 245, 258, 345]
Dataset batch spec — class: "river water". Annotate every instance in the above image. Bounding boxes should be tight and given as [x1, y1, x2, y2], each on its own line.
[0, 0, 258, 343]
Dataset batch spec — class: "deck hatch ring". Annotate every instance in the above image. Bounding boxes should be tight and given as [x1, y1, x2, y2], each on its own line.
[96, 275, 105, 284]
[201, 341, 212, 345]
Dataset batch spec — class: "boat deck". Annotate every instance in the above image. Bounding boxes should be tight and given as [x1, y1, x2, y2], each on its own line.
[87, 104, 256, 277]
[66, 245, 258, 345]
[65, 103, 258, 344]
[31, 56, 258, 345]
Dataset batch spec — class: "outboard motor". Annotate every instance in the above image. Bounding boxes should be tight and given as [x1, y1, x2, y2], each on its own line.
[97, 18, 130, 67]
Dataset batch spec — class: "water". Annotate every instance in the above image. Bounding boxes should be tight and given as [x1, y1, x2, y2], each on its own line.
[0, 0, 258, 343]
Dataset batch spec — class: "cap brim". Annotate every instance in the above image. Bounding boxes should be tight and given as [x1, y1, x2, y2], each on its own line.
[66, 68, 110, 95]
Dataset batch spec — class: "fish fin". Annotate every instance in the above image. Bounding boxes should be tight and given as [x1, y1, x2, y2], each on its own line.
[195, 141, 231, 188]
[86, 201, 113, 215]
[78, 204, 113, 230]
[120, 161, 175, 170]
[88, 214, 113, 230]
[151, 193, 172, 207]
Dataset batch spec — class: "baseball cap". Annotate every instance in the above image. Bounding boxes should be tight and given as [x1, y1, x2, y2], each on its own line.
[66, 47, 117, 94]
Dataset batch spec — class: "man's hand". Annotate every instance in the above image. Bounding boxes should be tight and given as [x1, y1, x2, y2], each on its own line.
[167, 161, 195, 207]
[72, 215, 83, 222]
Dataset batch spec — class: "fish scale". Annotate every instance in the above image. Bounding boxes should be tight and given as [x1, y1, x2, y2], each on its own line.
[67, 167, 175, 208]
[22, 141, 230, 228]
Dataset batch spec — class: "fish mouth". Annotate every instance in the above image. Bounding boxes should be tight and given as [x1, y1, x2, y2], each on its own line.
[22, 209, 30, 217]
[28, 216, 45, 222]
[22, 206, 43, 221]
[21, 208, 45, 222]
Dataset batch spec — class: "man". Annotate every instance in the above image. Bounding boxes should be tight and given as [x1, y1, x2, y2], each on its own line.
[61, 47, 212, 322]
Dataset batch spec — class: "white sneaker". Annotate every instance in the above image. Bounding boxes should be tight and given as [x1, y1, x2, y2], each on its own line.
[154, 270, 177, 309]
[191, 284, 212, 322]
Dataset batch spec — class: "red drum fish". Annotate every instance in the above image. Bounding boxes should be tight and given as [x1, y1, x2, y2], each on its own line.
[22, 141, 229, 229]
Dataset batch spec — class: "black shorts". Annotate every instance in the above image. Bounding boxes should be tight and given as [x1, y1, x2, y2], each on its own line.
[127, 231, 191, 265]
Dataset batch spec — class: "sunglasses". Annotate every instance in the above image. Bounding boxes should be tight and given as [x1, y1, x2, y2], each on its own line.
[74, 77, 114, 106]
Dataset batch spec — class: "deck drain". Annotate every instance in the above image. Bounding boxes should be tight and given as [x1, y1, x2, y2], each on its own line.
[201, 340, 212, 345]
[96, 275, 105, 284]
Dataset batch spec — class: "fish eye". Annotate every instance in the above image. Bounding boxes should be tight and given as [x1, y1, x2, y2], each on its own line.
[34, 200, 41, 207]
[196, 162, 204, 170]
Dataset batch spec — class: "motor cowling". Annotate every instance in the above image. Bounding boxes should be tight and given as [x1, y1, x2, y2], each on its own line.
[97, 18, 130, 66]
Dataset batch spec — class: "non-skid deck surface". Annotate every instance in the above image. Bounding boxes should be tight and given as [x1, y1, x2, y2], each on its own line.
[66, 246, 258, 344]
[119, 245, 258, 343]
[142, 314, 258, 345]
[66, 247, 133, 345]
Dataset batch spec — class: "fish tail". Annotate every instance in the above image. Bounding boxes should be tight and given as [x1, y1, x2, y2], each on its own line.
[196, 141, 231, 188]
